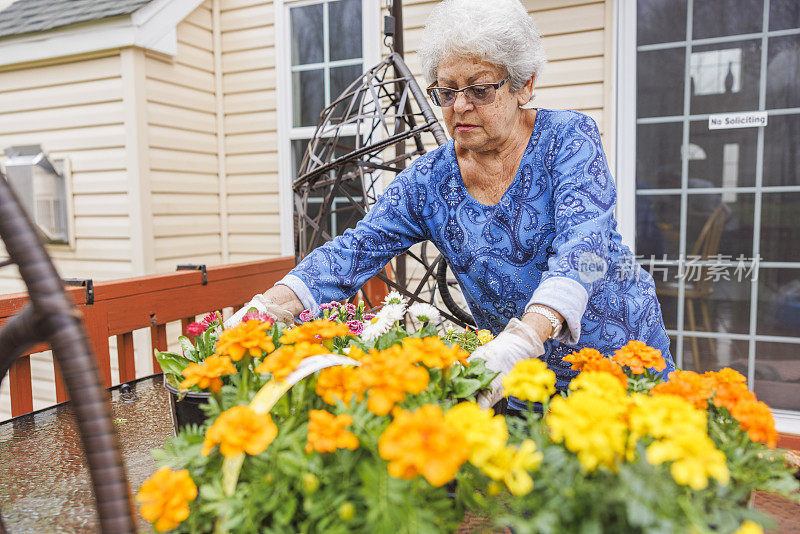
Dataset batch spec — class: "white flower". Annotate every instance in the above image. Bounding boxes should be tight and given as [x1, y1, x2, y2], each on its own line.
[360, 315, 393, 342]
[407, 302, 440, 323]
[383, 290, 407, 307]
[380, 302, 406, 323]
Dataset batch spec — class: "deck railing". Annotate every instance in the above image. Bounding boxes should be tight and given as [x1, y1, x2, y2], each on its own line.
[0, 258, 296, 417]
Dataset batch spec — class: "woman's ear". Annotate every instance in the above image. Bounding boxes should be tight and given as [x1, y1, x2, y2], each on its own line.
[517, 74, 536, 107]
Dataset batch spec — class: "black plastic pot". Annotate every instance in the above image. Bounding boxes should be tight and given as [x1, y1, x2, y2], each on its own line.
[164, 378, 211, 433]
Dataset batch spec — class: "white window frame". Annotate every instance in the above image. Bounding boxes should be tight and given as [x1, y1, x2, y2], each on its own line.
[616, 0, 800, 434]
[275, 0, 381, 256]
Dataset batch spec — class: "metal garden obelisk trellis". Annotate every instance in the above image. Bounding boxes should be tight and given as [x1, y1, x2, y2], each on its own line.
[292, 1, 475, 327]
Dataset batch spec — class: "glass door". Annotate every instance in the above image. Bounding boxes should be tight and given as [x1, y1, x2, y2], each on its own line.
[632, 0, 800, 418]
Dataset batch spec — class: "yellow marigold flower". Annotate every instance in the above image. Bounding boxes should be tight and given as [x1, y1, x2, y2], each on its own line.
[502, 359, 556, 403]
[378, 405, 468, 487]
[215, 319, 274, 361]
[305, 409, 359, 454]
[316, 365, 363, 406]
[473, 440, 542, 496]
[569, 370, 627, 401]
[476, 329, 494, 345]
[627, 394, 708, 459]
[279, 319, 350, 344]
[136, 466, 197, 532]
[612, 340, 666, 374]
[401, 336, 469, 368]
[202, 405, 278, 458]
[547, 390, 628, 471]
[734, 520, 764, 534]
[651, 369, 713, 409]
[254, 342, 328, 381]
[645, 430, 729, 490]
[444, 402, 508, 464]
[563, 347, 605, 371]
[358, 348, 429, 416]
[180, 354, 236, 393]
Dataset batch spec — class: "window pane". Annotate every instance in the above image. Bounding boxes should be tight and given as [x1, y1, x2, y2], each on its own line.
[636, 122, 682, 189]
[689, 40, 761, 115]
[681, 337, 749, 374]
[770, 0, 800, 31]
[637, 0, 686, 46]
[692, 0, 762, 40]
[686, 192, 754, 258]
[636, 194, 680, 259]
[291, 4, 324, 65]
[681, 274, 751, 335]
[758, 269, 800, 337]
[763, 114, 800, 187]
[293, 69, 325, 127]
[329, 0, 362, 61]
[688, 119, 757, 188]
[330, 63, 362, 100]
[292, 138, 312, 176]
[754, 342, 800, 412]
[637, 48, 685, 118]
[760, 191, 800, 262]
[766, 35, 800, 109]
[644, 265, 681, 330]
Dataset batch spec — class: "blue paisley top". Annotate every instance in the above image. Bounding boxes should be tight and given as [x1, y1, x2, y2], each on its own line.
[279, 109, 675, 394]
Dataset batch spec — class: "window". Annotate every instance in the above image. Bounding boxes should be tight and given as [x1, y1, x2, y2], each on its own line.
[3, 145, 71, 245]
[278, 0, 378, 253]
[620, 0, 800, 426]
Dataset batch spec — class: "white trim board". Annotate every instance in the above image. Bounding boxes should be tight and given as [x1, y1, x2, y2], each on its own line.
[0, 0, 204, 68]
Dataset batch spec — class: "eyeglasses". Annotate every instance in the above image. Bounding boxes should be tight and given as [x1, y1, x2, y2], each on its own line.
[426, 77, 509, 107]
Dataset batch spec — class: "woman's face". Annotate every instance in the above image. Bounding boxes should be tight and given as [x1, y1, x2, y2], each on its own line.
[436, 55, 531, 154]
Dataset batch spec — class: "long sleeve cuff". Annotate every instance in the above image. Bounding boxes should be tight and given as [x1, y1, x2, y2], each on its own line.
[526, 276, 589, 346]
[276, 274, 318, 312]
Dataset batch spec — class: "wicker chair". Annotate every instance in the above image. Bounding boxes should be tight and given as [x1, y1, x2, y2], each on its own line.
[0, 173, 135, 533]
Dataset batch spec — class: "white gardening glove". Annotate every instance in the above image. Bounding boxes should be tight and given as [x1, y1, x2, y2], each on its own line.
[224, 293, 295, 328]
[467, 318, 546, 409]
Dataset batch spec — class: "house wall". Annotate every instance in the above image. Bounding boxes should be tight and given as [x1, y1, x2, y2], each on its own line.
[219, 0, 282, 263]
[145, 0, 225, 273]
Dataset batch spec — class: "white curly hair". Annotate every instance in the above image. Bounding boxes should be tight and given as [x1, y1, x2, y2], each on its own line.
[419, 0, 547, 94]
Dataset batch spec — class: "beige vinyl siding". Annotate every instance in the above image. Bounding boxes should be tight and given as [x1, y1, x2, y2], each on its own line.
[0, 54, 133, 419]
[147, 1, 224, 273]
[220, 0, 281, 264]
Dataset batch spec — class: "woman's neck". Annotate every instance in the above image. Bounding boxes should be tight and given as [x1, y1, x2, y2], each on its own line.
[457, 110, 537, 205]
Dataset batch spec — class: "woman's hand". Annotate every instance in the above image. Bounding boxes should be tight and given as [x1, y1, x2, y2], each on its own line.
[468, 318, 545, 409]
[224, 286, 304, 328]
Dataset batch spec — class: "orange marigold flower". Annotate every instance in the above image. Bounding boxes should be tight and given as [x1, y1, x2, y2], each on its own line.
[709, 367, 747, 386]
[316, 366, 364, 406]
[279, 319, 350, 345]
[651, 370, 712, 409]
[612, 341, 666, 374]
[378, 405, 469, 486]
[202, 405, 278, 458]
[710, 380, 756, 411]
[728, 399, 777, 448]
[581, 357, 628, 386]
[180, 354, 236, 393]
[215, 319, 274, 361]
[137, 466, 197, 532]
[254, 342, 328, 381]
[401, 336, 469, 368]
[563, 348, 605, 371]
[305, 409, 359, 453]
[358, 348, 429, 416]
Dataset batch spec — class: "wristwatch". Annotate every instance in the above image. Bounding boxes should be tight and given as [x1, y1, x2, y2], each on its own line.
[528, 305, 562, 339]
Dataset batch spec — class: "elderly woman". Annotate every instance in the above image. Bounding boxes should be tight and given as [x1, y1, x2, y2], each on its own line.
[232, 0, 675, 409]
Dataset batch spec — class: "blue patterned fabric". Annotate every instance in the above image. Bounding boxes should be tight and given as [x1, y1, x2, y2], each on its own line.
[285, 109, 675, 393]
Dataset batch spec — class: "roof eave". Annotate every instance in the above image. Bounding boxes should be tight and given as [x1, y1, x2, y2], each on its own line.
[0, 0, 204, 69]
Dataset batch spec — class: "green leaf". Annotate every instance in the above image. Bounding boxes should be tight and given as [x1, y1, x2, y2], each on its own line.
[452, 378, 482, 398]
[179, 336, 199, 362]
[155, 351, 191, 379]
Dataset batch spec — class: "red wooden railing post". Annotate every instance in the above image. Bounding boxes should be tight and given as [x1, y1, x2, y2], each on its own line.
[9, 356, 33, 417]
[83, 303, 111, 388]
[150, 324, 167, 373]
[117, 333, 135, 383]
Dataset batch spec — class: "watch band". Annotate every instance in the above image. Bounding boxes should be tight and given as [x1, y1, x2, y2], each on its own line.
[528, 305, 562, 339]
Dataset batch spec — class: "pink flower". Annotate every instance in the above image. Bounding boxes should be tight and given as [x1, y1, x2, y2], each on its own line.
[363, 313, 376, 320]
[200, 312, 221, 328]
[185, 322, 205, 336]
[345, 303, 357, 318]
[319, 302, 338, 310]
[328, 311, 339, 321]
[347, 320, 364, 335]
[242, 311, 274, 325]
[299, 309, 316, 322]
